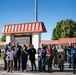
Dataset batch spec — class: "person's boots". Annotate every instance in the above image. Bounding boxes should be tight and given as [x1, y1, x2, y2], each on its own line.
[31, 66, 33, 71]
[48, 66, 50, 72]
[73, 70, 75, 74]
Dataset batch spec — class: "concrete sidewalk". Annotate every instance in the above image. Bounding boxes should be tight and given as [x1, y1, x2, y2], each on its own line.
[0, 68, 74, 75]
[0, 63, 75, 75]
[0, 59, 75, 75]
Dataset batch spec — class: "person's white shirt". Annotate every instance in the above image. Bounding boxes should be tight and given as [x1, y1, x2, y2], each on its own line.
[6, 50, 15, 61]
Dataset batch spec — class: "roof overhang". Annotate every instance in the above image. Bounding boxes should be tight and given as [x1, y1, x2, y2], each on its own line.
[1, 22, 47, 34]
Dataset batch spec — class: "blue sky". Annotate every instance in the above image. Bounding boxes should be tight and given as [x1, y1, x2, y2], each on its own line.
[0, 0, 76, 40]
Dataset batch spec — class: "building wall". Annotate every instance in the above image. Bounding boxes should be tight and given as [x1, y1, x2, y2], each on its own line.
[41, 37, 76, 45]
[6, 33, 41, 50]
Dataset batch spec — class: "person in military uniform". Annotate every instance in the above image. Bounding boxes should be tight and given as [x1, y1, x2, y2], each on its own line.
[57, 45, 65, 72]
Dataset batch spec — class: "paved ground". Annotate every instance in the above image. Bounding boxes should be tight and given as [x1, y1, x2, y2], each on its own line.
[0, 63, 76, 75]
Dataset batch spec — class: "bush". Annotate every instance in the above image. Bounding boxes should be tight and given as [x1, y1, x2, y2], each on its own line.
[0, 53, 3, 60]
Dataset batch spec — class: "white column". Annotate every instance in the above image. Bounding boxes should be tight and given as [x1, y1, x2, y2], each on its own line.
[32, 33, 41, 59]
[11, 35, 14, 42]
[6, 34, 11, 44]
[6, 34, 14, 44]
[32, 33, 41, 50]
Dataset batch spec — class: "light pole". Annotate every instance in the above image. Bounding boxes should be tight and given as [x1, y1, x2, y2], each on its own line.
[35, 0, 38, 22]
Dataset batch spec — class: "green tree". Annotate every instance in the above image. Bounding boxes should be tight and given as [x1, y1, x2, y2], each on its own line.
[52, 19, 76, 40]
[1, 35, 6, 42]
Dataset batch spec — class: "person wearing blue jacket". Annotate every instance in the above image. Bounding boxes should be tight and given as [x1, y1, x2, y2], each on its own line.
[67, 43, 73, 68]
[71, 43, 76, 74]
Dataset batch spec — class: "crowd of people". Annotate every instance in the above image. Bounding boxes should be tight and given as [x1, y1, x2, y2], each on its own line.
[1, 42, 76, 74]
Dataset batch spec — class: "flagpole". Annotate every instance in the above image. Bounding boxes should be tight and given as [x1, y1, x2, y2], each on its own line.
[35, 0, 38, 22]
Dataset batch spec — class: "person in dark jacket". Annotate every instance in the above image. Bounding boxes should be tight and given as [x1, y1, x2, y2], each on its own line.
[52, 44, 57, 68]
[28, 44, 36, 71]
[71, 43, 76, 74]
[14, 42, 21, 70]
[21, 44, 28, 72]
[3, 43, 11, 70]
[3, 42, 12, 70]
[38, 44, 47, 72]
[67, 43, 73, 68]
[47, 45, 54, 72]
[3, 45, 8, 70]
